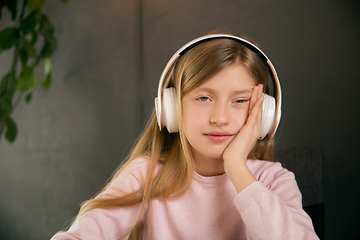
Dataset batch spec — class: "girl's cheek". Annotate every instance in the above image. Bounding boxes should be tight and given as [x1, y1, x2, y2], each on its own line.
[235, 110, 249, 128]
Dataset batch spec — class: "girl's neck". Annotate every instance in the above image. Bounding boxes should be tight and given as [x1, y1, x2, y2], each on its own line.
[192, 152, 226, 177]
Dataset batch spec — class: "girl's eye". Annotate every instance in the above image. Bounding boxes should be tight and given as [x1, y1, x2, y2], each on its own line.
[198, 96, 210, 102]
[234, 99, 249, 104]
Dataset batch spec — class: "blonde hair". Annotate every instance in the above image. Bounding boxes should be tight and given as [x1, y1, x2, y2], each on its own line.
[75, 31, 275, 239]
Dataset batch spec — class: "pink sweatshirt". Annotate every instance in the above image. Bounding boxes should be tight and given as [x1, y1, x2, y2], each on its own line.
[51, 156, 319, 240]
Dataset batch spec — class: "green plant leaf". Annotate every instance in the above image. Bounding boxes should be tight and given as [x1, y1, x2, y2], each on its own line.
[0, 1, 7, 8]
[25, 92, 32, 103]
[20, 11, 41, 35]
[26, 0, 45, 11]
[0, 95, 12, 118]
[4, 0, 18, 20]
[42, 58, 51, 89]
[0, 74, 10, 96]
[40, 38, 57, 58]
[0, 2, 4, 20]
[19, 48, 29, 66]
[0, 72, 16, 97]
[0, 27, 20, 50]
[39, 14, 54, 38]
[17, 67, 39, 92]
[0, 0, 18, 21]
[60, 0, 70, 3]
[44, 58, 51, 73]
[5, 116, 17, 143]
[30, 30, 38, 45]
[24, 40, 37, 57]
[42, 72, 51, 89]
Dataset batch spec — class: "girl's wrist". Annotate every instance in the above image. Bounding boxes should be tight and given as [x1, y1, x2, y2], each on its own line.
[224, 159, 257, 193]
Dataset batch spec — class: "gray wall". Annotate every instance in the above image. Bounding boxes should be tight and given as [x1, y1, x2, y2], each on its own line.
[0, 0, 359, 239]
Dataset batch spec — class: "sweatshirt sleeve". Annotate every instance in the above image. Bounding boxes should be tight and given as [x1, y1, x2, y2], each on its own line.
[233, 161, 319, 240]
[51, 157, 152, 240]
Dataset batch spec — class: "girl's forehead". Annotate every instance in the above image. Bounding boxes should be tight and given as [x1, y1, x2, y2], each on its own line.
[180, 64, 257, 98]
[194, 64, 255, 90]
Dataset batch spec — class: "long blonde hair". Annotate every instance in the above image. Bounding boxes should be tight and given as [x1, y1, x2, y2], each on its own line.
[75, 31, 275, 239]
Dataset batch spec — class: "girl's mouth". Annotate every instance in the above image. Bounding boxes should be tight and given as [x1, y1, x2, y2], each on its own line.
[204, 132, 233, 142]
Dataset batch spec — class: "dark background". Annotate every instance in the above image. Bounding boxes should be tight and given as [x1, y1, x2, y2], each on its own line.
[0, 0, 359, 239]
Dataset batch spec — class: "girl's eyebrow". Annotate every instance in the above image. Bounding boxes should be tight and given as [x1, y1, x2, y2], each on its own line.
[232, 89, 253, 94]
[195, 87, 253, 95]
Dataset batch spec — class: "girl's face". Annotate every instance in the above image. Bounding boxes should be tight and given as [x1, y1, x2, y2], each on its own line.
[182, 64, 256, 172]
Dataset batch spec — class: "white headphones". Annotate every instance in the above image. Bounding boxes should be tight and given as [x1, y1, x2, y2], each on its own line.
[155, 34, 282, 140]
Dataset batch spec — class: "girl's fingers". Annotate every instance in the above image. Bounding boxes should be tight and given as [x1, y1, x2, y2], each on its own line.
[255, 95, 263, 129]
[247, 84, 264, 127]
[249, 85, 259, 112]
[247, 93, 264, 128]
[255, 84, 263, 128]
[249, 84, 263, 111]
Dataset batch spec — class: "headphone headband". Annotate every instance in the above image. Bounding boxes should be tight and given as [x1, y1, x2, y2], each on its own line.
[156, 34, 282, 138]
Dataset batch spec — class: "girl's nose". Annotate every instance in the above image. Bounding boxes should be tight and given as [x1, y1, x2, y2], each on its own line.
[210, 102, 231, 126]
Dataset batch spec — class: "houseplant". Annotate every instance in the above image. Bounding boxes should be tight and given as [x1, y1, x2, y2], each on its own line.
[0, 0, 69, 143]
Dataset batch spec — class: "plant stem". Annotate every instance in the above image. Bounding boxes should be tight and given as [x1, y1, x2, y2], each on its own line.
[11, 0, 27, 73]
[10, 0, 27, 113]
[10, 46, 18, 75]
[0, 119, 5, 141]
[18, 0, 27, 26]
[13, 92, 24, 111]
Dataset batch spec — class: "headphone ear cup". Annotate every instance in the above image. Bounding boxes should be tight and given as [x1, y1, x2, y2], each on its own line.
[162, 88, 179, 133]
[260, 94, 276, 140]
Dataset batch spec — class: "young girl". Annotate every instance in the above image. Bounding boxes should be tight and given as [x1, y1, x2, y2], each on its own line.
[51, 31, 319, 240]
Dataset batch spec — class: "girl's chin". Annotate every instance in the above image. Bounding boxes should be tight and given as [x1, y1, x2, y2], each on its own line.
[204, 152, 225, 161]
[192, 151, 224, 162]
[189, 144, 226, 161]
[206, 147, 228, 159]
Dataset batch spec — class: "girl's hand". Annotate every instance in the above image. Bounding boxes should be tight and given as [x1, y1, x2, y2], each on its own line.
[222, 84, 264, 193]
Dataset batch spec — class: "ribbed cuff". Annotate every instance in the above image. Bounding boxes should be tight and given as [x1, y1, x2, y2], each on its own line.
[233, 181, 269, 213]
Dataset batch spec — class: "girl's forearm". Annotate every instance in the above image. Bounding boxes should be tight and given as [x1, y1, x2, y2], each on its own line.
[224, 160, 256, 193]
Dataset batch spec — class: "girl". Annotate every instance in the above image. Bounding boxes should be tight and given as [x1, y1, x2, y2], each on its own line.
[51, 31, 319, 240]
